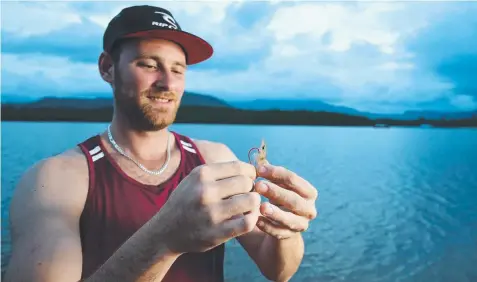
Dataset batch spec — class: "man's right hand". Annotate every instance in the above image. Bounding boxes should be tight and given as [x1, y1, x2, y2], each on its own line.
[156, 160, 261, 254]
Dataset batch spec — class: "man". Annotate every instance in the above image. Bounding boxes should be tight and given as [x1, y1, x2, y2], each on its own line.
[4, 5, 318, 282]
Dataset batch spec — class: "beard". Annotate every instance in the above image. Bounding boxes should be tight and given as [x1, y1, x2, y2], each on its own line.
[113, 68, 180, 131]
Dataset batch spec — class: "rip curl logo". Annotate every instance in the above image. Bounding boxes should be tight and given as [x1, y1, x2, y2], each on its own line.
[152, 11, 178, 29]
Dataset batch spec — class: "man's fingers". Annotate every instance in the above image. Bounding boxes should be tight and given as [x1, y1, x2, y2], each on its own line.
[217, 208, 260, 239]
[216, 192, 261, 220]
[257, 164, 318, 200]
[211, 175, 255, 199]
[255, 181, 317, 220]
[196, 161, 257, 182]
[259, 202, 309, 232]
[256, 216, 296, 240]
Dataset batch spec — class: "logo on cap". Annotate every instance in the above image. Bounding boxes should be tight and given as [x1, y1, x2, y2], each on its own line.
[152, 11, 178, 29]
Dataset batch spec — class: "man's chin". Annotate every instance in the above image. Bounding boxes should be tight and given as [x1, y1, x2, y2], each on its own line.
[118, 102, 178, 131]
[142, 113, 177, 131]
[149, 120, 175, 131]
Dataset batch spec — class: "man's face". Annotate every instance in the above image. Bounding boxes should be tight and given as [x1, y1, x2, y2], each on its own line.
[111, 38, 187, 131]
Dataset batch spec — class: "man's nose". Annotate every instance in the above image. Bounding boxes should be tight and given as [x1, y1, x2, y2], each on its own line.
[153, 70, 174, 91]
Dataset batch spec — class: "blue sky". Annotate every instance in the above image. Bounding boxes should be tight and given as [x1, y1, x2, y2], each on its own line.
[2, 1, 477, 114]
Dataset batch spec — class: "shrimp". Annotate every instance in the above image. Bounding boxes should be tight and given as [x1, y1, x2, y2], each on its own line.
[248, 139, 267, 169]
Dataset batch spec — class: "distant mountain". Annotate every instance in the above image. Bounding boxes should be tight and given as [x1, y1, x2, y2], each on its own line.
[230, 98, 477, 120]
[2, 91, 232, 109]
[230, 99, 364, 116]
[3, 94, 476, 121]
[180, 92, 231, 108]
[3, 93, 476, 127]
[17, 96, 113, 109]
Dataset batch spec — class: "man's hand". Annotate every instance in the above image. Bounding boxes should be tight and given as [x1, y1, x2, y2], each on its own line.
[158, 160, 262, 254]
[253, 163, 318, 239]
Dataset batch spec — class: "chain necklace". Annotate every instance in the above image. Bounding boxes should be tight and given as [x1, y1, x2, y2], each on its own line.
[107, 124, 171, 175]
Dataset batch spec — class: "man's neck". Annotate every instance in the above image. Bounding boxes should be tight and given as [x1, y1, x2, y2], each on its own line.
[107, 117, 171, 163]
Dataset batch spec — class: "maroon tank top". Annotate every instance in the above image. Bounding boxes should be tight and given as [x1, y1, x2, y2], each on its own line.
[77, 131, 224, 281]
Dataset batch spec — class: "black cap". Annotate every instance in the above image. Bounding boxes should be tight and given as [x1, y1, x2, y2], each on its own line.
[103, 5, 213, 65]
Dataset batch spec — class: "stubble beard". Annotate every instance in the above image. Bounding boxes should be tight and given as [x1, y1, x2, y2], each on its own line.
[113, 69, 180, 132]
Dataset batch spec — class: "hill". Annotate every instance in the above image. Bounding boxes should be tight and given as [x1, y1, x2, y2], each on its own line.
[2, 93, 476, 127]
[230, 98, 477, 120]
[2, 92, 231, 109]
[230, 98, 363, 116]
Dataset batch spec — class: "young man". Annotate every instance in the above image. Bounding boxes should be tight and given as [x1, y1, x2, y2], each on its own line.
[4, 5, 318, 282]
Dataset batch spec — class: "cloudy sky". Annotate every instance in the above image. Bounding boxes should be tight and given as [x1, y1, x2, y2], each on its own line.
[2, 0, 477, 114]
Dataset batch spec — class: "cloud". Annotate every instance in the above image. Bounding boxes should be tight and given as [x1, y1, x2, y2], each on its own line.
[405, 3, 477, 100]
[2, 23, 103, 64]
[1, 2, 82, 37]
[450, 95, 477, 111]
[185, 3, 462, 107]
[1, 53, 109, 97]
[2, 1, 477, 113]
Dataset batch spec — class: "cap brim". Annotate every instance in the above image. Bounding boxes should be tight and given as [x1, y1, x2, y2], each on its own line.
[122, 29, 213, 65]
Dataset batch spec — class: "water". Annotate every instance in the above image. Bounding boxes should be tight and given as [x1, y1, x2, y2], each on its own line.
[2, 121, 477, 281]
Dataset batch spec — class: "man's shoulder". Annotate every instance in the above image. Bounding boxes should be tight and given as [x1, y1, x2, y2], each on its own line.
[17, 145, 89, 192]
[190, 138, 238, 163]
[34, 146, 88, 175]
[192, 138, 230, 152]
[10, 146, 90, 222]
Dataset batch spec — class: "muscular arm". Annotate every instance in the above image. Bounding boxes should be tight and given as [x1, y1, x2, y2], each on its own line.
[4, 151, 86, 282]
[3, 149, 179, 282]
[194, 140, 304, 282]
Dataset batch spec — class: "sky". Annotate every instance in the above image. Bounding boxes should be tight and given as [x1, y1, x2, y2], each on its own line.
[2, 0, 477, 114]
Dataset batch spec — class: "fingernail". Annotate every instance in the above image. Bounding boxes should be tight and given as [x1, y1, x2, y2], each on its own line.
[258, 166, 267, 174]
[256, 182, 268, 193]
[264, 203, 274, 215]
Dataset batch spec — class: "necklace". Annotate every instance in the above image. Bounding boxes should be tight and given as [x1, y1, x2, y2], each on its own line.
[107, 124, 171, 175]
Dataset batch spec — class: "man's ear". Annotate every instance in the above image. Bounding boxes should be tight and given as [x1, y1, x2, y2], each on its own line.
[98, 51, 114, 83]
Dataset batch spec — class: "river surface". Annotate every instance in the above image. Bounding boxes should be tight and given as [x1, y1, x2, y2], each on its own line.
[2, 121, 477, 281]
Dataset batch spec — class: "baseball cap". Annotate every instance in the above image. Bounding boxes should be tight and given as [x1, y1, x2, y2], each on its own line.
[103, 5, 213, 65]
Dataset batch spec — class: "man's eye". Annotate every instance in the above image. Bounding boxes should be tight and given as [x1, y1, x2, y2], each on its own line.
[138, 62, 156, 69]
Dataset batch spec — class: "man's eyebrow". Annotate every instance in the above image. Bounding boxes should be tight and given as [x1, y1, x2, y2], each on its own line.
[134, 54, 186, 68]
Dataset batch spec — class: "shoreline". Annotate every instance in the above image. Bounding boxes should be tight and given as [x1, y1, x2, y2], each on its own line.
[2, 106, 477, 128]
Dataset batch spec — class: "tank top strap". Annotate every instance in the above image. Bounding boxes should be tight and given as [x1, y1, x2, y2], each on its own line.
[77, 134, 104, 194]
[170, 131, 207, 166]
[77, 135, 105, 163]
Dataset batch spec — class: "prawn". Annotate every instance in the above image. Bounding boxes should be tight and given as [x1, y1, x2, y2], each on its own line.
[248, 139, 268, 169]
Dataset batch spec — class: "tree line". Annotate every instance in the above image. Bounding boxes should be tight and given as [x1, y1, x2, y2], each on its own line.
[2, 105, 476, 127]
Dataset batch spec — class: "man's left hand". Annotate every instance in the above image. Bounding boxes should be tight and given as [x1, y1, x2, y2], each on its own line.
[253, 163, 318, 239]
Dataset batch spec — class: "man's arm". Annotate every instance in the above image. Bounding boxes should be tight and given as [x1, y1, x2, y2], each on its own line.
[194, 140, 305, 282]
[3, 149, 180, 282]
[4, 151, 87, 282]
